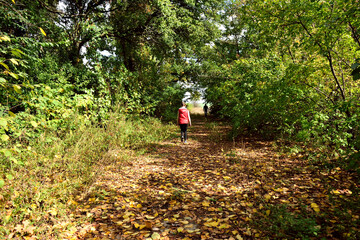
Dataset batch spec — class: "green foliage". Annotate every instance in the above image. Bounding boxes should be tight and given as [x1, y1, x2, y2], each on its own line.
[205, 56, 309, 138]
[154, 83, 187, 122]
[0, 111, 176, 238]
[351, 58, 360, 81]
[200, 0, 360, 170]
[257, 205, 320, 239]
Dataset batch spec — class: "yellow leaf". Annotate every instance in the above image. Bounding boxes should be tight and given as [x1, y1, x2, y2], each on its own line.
[48, 208, 57, 216]
[311, 203, 320, 212]
[39, 27, 47, 36]
[123, 212, 134, 219]
[177, 227, 184, 232]
[12, 0, 15, 3]
[4, 214, 11, 223]
[202, 201, 210, 207]
[0, 36, 11, 42]
[331, 190, 340, 195]
[236, 234, 244, 240]
[67, 199, 78, 206]
[136, 204, 142, 208]
[9, 58, 19, 65]
[185, 224, 194, 229]
[266, 210, 271, 216]
[264, 194, 271, 201]
[13, 84, 21, 93]
[218, 223, 231, 229]
[204, 221, 219, 227]
[30, 121, 38, 128]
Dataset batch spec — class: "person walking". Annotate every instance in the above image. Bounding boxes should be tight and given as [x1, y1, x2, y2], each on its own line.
[177, 101, 191, 144]
[203, 104, 209, 117]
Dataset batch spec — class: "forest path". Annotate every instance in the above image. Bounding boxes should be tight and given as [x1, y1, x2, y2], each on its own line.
[63, 114, 355, 239]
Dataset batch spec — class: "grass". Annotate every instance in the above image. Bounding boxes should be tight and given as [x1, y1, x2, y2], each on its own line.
[0, 112, 176, 239]
[254, 204, 321, 239]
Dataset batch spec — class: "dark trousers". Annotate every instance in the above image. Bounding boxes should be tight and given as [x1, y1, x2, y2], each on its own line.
[180, 124, 188, 141]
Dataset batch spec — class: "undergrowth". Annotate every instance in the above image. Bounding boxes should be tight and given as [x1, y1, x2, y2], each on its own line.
[254, 204, 321, 239]
[0, 112, 176, 239]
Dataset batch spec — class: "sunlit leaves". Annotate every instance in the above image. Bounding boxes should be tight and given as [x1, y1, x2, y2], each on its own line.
[9, 58, 19, 65]
[13, 84, 21, 93]
[30, 121, 38, 128]
[39, 27, 46, 36]
[1, 134, 9, 141]
[0, 118, 7, 128]
[0, 35, 11, 42]
[0, 62, 10, 71]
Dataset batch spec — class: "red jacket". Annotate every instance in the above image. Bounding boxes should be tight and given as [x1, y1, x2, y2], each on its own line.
[178, 107, 191, 124]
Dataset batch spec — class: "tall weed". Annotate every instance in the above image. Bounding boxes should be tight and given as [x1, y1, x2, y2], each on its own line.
[0, 112, 175, 238]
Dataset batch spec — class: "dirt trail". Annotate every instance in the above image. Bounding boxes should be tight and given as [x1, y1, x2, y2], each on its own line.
[64, 114, 358, 239]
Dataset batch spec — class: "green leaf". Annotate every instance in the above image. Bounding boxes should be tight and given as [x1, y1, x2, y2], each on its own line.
[351, 62, 360, 70]
[11, 49, 25, 57]
[353, 72, 360, 81]
[1, 135, 9, 141]
[13, 84, 21, 93]
[10, 157, 18, 164]
[8, 111, 16, 117]
[6, 174, 14, 180]
[0, 77, 6, 83]
[1, 149, 12, 157]
[0, 179, 4, 188]
[30, 121, 38, 128]
[10, 72, 19, 80]
[0, 62, 10, 70]
[0, 118, 7, 128]
[351, 62, 360, 80]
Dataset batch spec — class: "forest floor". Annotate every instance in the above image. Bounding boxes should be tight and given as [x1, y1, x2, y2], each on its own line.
[62, 111, 359, 240]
